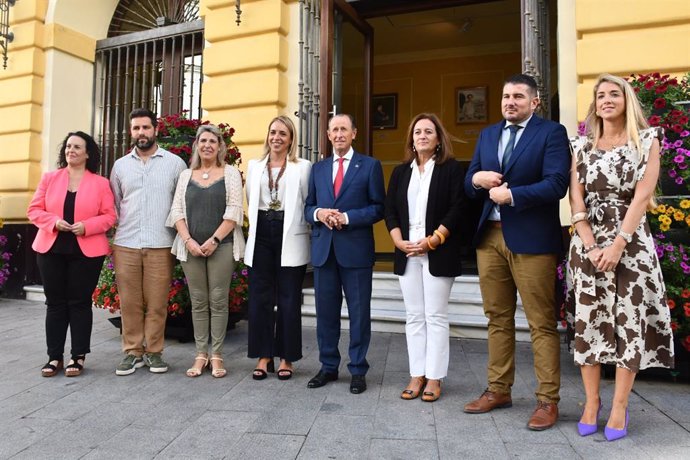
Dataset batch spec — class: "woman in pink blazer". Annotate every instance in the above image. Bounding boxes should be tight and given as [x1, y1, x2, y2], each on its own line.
[28, 131, 116, 378]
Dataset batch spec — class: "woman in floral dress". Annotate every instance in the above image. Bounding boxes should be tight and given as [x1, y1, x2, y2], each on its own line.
[566, 74, 674, 441]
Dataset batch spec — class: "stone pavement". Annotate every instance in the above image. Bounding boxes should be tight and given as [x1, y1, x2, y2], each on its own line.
[1, 298, 689, 460]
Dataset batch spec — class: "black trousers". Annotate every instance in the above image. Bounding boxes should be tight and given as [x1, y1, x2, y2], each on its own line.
[247, 214, 306, 361]
[36, 252, 105, 361]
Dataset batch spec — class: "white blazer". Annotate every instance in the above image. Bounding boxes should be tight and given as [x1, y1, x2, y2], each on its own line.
[244, 157, 311, 267]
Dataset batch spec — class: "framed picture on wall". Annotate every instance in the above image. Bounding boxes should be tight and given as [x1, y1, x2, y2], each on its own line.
[456, 86, 488, 124]
[372, 94, 397, 129]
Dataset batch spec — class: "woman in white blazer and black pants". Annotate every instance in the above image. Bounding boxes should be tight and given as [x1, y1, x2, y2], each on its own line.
[245, 116, 311, 380]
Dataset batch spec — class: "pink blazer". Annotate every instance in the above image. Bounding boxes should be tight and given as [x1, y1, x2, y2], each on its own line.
[27, 168, 117, 257]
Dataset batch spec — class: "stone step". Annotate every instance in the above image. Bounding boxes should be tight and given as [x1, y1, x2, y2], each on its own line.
[24, 285, 46, 302]
[302, 274, 535, 341]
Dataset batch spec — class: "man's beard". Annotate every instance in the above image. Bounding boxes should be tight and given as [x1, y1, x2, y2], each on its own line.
[135, 136, 156, 150]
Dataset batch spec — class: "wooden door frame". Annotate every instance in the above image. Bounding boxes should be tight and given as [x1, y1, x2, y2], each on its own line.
[319, 0, 373, 157]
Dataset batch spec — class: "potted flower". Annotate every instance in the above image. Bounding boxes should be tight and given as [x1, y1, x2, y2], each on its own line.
[628, 72, 690, 194]
[92, 112, 249, 339]
[0, 219, 13, 292]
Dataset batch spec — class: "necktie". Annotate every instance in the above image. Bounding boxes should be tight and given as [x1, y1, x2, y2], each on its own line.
[502, 125, 522, 169]
[334, 157, 345, 197]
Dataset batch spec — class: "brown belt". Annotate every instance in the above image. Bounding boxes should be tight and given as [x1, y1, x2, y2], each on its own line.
[488, 221, 502, 228]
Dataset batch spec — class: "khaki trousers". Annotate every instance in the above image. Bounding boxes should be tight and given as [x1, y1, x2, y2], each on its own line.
[476, 226, 561, 403]
[113, 245, 174, 356]
[181, 243, 235, 355]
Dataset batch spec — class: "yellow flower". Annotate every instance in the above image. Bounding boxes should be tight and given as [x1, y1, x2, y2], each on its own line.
[665, 206, 675, 215]
[680, 199, 690, 209]
[686, 215, 690, 227]
[656, 204, 667, 213]
[659, 215, 672, 225]
[660, 223, 671, 232]
[675, 211, 686, 221]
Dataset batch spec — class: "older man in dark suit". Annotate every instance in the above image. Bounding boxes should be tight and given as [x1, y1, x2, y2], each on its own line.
[463, 74, 570, 430]
[304, 114, 385, 395]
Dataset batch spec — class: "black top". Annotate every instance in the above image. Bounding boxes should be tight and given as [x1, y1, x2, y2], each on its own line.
[384, 158, 467, 277]
[185, 179, 233, 244]
[51, 191, 81, 255]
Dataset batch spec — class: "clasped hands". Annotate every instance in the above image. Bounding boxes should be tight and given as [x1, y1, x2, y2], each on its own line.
[186, 238, 218, 258]
[586, 244, 624, 272]
[395, 238, 432, 258]
[317, 208, 346, 230]
[55, 219, 86, 236]
[473, 171, 512, 205]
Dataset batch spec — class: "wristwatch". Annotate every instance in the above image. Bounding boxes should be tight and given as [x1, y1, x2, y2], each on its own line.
[212, 235, 221, 245]
[618, 230, 633, 243]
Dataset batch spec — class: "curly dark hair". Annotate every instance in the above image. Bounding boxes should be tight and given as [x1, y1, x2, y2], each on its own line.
[57, 131, 101, 173]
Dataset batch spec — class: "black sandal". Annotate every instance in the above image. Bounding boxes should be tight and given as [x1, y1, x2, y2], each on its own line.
[277, 369, 293, 380]
[41, 360, 63, 377]
[65, 355, 85, 377]
[252, 358, 274, 380]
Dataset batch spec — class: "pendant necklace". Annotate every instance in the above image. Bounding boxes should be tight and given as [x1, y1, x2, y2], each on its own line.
[202, 168, 212, 180]
[267, 158, 287, 210]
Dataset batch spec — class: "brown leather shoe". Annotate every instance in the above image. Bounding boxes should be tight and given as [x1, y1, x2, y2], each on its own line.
[527, 400, 559, 431]
[463, 389, 513, 414]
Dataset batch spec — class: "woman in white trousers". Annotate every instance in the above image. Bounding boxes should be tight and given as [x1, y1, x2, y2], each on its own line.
[384, 113, 467, 402]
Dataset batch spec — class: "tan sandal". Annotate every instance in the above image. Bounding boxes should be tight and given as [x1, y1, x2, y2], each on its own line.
[210, 356, 227, 378]
[401, 376, 426, 400]
[186, 355, 208, 377]
[421, 379, 442, 402]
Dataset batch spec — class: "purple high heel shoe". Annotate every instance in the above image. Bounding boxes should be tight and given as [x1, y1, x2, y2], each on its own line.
[577, 402, 602, 437]
[604, 409, 629, 441]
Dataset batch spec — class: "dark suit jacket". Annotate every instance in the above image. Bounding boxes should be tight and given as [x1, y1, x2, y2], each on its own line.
[384, 159, 467, 277]
[304, 151, 385, 268]
[464, 115, 570, 254]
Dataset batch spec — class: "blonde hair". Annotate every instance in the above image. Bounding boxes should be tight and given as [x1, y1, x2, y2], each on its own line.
[584, 73, 656, 209]
[190, 124, 227, 169]
[584, 73, 648, 155]
[262, 116, 298, 162]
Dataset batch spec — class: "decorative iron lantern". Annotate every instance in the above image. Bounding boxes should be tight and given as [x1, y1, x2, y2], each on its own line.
[0, 0, 15, 69]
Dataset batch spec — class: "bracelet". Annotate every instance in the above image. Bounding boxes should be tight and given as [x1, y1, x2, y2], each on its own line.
[427, 236, 438, 250]
[582, 243, 598, 254]
[433, 230, 446, 245]
[571, 212, 587, 225]
[618, 230, 633, 244]
[184, 237, 192, 245]
[212, 235, 221, 245]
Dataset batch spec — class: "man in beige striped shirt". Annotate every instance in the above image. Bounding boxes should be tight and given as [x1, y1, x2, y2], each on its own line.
[110, 108, 186, 376]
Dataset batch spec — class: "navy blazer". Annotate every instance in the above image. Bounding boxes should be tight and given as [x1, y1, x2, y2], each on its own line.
[464, 115, 570, 254]
[305, 152, 385, 268]
[384, 159, 467, 277]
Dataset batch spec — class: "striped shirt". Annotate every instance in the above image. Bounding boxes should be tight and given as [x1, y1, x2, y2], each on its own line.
[110, 146, 187, 248]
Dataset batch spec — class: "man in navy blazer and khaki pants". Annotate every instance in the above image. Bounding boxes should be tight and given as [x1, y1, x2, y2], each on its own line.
[305, 114, 385, 394]
[463, 74, 570, 430]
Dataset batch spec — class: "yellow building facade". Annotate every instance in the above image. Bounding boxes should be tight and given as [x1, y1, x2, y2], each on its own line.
[0, 0, 688, 291]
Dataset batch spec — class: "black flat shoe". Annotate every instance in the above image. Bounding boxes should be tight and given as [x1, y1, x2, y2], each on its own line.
[307, 371, 338, 388]
[350, 375, 367, 394]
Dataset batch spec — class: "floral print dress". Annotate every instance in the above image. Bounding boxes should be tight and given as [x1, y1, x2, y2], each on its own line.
[566, 127, 674, 371]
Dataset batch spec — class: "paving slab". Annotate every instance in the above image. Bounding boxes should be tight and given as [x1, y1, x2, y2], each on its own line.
[0, 298, 688, 460]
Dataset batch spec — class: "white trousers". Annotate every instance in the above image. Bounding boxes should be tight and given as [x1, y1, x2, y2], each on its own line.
[399, 253, 453, 380]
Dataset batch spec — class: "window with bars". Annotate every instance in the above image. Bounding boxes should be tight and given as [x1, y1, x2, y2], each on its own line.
[93, 0, 203, 176]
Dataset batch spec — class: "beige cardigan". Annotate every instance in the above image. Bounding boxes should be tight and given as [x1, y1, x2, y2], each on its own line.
[166, 165, 245, 262]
